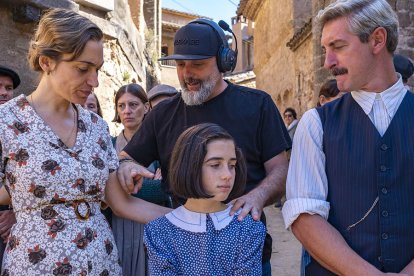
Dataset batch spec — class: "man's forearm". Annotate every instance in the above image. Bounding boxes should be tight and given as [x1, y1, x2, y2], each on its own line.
[292, 213, 381, 275]
[252, 152, 288, 206]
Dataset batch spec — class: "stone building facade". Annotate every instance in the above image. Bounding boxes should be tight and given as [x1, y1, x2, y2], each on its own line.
[224, 15, 256, 89]
[237, 0, 414, 117]
[0, 0, 161, 135]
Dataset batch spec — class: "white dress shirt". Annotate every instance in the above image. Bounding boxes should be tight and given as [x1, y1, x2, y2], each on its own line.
[282, 75, 407, 228]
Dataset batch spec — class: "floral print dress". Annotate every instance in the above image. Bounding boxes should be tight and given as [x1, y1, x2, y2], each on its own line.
[0, 95, 121, 276]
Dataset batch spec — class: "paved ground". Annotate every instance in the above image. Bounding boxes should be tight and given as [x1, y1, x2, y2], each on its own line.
[264, 206, 301, 276]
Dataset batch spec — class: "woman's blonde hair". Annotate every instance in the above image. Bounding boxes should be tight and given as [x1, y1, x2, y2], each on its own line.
[28, 8, 103, 72]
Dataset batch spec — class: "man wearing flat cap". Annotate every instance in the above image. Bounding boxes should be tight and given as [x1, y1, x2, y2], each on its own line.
[393, 54, 414, 89]
[117, 19, 291, 275]
[0, 65, 20, 266]
[0, 66, 20, 105]
[147, 84, 178, 108]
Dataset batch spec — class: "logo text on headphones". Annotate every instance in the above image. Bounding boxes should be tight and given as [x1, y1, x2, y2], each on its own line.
[174, 39, 200, 46]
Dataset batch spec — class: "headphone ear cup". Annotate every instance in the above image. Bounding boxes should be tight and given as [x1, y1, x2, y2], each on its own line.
[217, 46, 237, 73]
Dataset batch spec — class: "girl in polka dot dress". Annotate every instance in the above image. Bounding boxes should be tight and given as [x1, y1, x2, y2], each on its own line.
[144, 123, 266, 275]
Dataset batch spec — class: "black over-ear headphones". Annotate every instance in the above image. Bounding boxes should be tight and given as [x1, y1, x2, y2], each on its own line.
[188, 18, 238, 73]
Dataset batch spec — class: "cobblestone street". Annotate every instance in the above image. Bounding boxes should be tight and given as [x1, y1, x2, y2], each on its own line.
[264, 206, 301, 276]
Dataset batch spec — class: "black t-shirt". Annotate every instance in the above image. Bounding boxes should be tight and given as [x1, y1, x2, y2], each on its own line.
[125, 82, 291, 193]
[125, 82, 291, 263]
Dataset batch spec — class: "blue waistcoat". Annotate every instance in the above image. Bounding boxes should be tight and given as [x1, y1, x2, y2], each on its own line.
[306, 92, 414, 275]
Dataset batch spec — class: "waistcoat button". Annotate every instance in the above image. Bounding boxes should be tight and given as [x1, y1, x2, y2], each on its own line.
[382, 233, 389, 239]
[380, 144, 388, 151]
[381, 188, 388, 194]
[382, 210, 388, 217]
[380, 165, 387, 172]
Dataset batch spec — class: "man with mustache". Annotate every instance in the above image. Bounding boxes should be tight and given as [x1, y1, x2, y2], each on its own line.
[282, 0, 414, 275]
[0, 66, 20, 266]
[117, 19, 291, 275]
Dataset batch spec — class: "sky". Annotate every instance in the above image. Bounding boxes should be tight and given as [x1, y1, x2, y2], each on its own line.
[161, 0, 240, 26]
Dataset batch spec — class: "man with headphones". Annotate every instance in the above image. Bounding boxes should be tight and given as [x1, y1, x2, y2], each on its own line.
[117, 19, 291, 275]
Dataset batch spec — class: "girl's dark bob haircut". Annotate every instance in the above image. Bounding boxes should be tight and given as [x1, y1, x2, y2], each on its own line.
[169, 123, 247, 201]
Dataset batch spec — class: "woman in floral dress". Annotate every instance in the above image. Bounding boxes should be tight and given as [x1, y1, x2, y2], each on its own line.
[0, 9, 169, 275]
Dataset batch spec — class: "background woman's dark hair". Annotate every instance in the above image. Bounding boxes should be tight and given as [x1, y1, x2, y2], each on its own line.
[169, 123, 246, 201]
[284, 107, 297, 120]
[91, 93, 103, 117]
[28, 8, 103, 72]
[112, 83, 148, 123]
[319, 79, 340, 98]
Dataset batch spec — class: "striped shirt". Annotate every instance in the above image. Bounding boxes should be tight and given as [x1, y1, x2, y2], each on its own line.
[282, 75, 407, 228]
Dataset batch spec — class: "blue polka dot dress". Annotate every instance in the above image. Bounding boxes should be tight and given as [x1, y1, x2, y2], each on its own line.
[144, 205, 265, 275]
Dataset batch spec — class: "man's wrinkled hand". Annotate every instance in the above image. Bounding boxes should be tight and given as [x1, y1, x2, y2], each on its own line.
[117, 161, 154, 194]
[229, 191, 265, 221]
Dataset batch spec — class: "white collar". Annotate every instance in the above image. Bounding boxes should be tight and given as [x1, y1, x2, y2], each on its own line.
[351, 74, 407, 118]
[287, 119, 298, 131]
[165, 205, 240, 233]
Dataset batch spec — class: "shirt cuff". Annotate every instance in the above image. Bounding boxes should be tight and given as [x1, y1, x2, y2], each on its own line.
[281, 198, 330, 229]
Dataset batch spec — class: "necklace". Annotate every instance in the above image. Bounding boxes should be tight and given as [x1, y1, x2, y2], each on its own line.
[30, 93, 77, 146]
[122, 130, 129, 142]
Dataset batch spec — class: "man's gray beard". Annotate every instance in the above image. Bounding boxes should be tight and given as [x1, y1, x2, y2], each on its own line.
[180, 73, 219, 106]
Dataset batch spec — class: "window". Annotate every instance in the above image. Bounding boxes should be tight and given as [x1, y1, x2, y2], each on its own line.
[161, 46, 168, 57]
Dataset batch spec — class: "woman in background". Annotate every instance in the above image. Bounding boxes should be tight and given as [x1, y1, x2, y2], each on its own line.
[112, 83, 164, 276]
[84, 92, 103, 117]
[318, 79, 345, 107]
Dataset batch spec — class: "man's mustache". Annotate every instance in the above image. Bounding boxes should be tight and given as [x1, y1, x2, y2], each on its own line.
[331, 67, 348, 76]
[184, 78, 200, 84]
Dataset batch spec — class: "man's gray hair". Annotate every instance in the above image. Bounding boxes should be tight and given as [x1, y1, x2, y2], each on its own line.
[317, 0, 399, 53]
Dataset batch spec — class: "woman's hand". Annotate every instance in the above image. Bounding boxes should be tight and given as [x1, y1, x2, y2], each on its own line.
[117, 160, 154, 194]
[153, 168, 162, 180]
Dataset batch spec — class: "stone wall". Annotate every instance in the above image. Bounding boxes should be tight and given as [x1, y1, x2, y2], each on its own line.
[292, 37, 315, 113]
[238, 0, 316, 117]
[249, 0, 296, 114]
[394, 0, 414, 89]
[0, 0, 161, 135]
[0, 6, 39, 97]
[160, 65, 180, 89]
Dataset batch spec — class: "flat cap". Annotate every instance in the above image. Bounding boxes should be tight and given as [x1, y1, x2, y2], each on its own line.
[0, 66, 20, 88]
[147, 84, 178, 101]
[393, 54, 414, 81]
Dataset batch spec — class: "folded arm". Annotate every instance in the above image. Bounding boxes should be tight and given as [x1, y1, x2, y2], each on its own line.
[292, 213, 381, 275]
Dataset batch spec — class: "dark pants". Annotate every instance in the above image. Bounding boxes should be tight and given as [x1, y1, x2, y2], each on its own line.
[262, 261, 272, 276]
